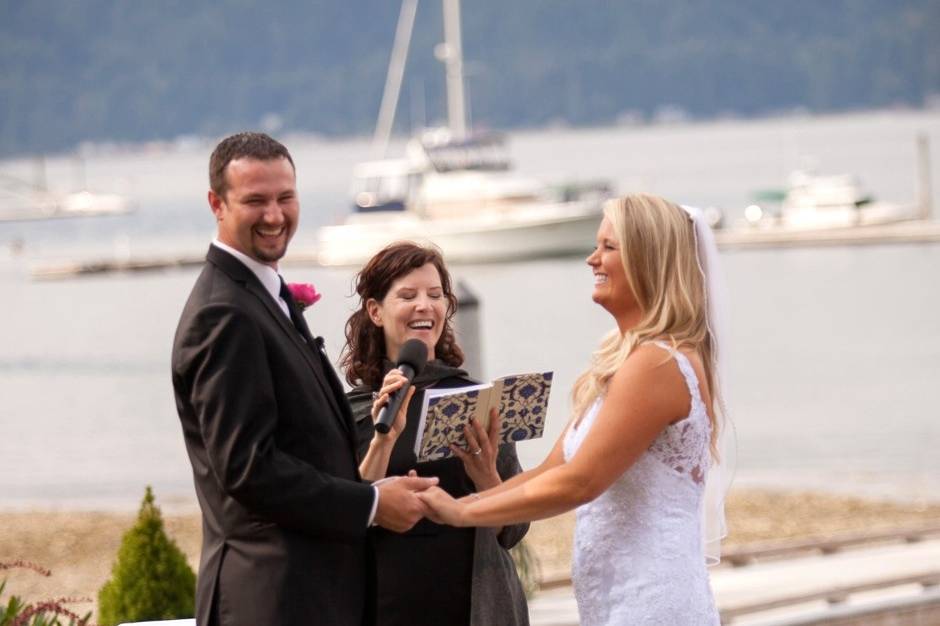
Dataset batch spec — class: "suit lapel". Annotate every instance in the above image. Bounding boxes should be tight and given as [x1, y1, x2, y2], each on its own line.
[282, 285, 361, 448]
[312, 337, 361, 454]
[206, 246, 353, 438]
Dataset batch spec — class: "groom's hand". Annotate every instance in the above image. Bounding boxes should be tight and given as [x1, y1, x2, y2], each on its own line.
[374, 476, 438, 532]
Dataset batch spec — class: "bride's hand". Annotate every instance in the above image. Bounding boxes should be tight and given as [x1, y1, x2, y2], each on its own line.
[370, 369, 414, 442]
[417, 486, 467, 526]
[450, 408, 502, 491]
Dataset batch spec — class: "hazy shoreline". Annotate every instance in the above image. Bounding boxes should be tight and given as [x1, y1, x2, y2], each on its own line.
[4, 106, 937, 166]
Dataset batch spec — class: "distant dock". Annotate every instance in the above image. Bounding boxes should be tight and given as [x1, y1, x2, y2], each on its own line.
[29, 251, 322, 280]
[715, 219, 940, 250]
[28, 219, 940, 280]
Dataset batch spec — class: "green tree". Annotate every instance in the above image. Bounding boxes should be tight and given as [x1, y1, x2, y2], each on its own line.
[97, 486, 196, 626]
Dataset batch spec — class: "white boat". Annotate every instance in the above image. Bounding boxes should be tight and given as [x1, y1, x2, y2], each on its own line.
[318, 187, 607, 266]
[313, 0, 611, 267]
[0, 171, 133, 223]
[744, 169, 916, 230]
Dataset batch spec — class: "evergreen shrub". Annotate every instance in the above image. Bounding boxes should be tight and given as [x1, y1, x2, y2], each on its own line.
[97, 486, 195, 626]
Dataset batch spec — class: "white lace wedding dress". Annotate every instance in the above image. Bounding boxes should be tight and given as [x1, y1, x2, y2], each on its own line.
[562, 342, 719, 625]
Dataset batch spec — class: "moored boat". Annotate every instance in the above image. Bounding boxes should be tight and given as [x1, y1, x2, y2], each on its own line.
[744, 169, 916, 230]
[313, 0, 611, 267]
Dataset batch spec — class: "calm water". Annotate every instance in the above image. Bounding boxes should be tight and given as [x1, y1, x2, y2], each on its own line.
[2, 110, 939, 510]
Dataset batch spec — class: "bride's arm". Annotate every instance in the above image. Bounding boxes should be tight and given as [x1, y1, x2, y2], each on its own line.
[457, 425, 570, 501]
[421, 344, 689, 526]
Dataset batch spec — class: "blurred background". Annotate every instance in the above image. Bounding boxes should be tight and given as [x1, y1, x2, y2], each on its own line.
[1, 2, 940, 620]
[0, 0, 940, 624]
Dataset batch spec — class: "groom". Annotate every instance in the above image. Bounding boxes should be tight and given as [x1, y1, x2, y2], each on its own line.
[172, 132, 435, 626]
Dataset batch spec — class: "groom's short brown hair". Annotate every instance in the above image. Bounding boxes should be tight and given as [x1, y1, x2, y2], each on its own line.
[209, 132, 295, 198]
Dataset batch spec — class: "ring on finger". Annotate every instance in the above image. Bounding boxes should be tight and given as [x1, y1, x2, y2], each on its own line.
[471, 448, 482, 456]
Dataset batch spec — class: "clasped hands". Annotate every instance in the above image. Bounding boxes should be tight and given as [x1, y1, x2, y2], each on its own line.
[372, 472, 467, 531]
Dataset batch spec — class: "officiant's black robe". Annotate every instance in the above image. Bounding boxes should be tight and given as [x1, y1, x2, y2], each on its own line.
[348, 361, 530, 626]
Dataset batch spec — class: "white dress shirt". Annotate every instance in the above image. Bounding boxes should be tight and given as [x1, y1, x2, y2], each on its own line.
[212, 239, 291, 319]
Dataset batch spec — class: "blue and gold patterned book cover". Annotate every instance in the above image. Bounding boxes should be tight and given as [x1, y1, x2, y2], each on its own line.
[414, 371, 553, 462]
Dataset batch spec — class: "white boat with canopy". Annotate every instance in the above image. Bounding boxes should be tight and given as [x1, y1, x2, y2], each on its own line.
[314, 0, 610, 266]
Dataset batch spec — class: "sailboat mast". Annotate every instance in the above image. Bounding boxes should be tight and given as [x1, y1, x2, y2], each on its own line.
[372, 0, 418, 158]
[442, 0, 467, 139]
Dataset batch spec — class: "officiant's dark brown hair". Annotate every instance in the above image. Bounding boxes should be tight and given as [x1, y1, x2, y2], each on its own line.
[342, 242, 464, 386]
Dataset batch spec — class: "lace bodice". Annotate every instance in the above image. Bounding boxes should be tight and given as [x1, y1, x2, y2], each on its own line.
[562, 342, 718, 625]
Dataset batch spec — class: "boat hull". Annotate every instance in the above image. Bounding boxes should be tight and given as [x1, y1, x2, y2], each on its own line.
[0, 191, 133, 223]
[314, 200, 603, 266]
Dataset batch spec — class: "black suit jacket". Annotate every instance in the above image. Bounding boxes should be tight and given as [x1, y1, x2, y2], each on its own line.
[172, 245, 375, 626]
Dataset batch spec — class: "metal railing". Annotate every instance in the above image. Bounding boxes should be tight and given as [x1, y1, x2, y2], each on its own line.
[719, 571, 940, 624]
[721, 524, 940, 567]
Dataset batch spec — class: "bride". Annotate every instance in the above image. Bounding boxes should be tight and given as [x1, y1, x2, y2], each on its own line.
[418, 193, 732, 625]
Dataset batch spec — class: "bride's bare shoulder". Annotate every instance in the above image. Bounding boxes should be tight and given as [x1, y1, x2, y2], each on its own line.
[607, 342, 694, 419]
[617, 341, 680, 377]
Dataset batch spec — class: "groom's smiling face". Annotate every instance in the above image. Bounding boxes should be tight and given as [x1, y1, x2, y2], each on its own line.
[210, 156, 299, 266]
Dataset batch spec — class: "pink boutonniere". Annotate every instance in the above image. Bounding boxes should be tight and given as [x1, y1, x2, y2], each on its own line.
[287, 282, 322, 311]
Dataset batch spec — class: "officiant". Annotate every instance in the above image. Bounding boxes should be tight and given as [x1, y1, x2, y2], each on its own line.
[341, 241, 529, 626]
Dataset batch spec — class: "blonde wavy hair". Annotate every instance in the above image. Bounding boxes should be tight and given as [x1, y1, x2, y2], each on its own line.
[571, 193, 720, 456]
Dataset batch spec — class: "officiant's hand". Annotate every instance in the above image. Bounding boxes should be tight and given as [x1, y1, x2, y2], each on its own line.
[370, 368, 414, 441]
[450, 408, 501, 491]
[375, 475, 438, 533]
[417, 485, 467, 527]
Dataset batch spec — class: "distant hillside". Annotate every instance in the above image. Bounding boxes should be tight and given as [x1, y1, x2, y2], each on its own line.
[1, 0, 938, 156]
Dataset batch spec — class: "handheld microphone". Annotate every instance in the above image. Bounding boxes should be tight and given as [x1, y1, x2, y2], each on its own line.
[374, 338, 428, 434]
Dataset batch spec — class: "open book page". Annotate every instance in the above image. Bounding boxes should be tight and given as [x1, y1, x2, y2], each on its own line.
[414, 372, 553, 462]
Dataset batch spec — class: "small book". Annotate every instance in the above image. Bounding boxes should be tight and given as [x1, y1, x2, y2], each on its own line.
[414, 371, 553, 462]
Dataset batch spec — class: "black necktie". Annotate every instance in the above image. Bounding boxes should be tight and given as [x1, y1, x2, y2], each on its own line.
[278, 279, 346, 432]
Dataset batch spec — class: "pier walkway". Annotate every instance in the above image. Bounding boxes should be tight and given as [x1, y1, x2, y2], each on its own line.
[529, 536, 940, 625]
